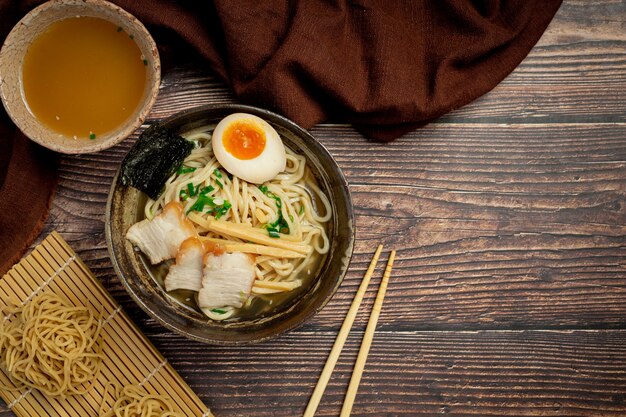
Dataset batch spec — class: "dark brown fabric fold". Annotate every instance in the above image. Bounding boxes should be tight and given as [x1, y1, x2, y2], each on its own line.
[0, 131, 58, 275]
[116, 0, 562, 140]
[0, 0, 561, 272]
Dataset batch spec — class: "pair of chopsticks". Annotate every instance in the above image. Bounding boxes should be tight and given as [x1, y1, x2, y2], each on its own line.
[304, 245, 396, 417]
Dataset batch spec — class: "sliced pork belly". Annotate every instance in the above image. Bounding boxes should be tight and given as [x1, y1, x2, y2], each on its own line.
[198, 252, 256, 309]
[164, 237, 206, 292]
[126, 202, 196, 264]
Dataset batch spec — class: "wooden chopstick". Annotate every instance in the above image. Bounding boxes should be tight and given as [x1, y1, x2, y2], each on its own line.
[303, 245, 384, 417]
[340, 250, 396, 417]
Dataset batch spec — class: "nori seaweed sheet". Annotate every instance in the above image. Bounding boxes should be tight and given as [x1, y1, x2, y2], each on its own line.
[120, 124, 194, 200]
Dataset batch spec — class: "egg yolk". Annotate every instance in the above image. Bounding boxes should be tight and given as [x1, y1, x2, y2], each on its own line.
[223, 121, 266, 160]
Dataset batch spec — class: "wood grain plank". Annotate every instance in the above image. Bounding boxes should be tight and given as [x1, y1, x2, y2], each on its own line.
[120, 330, 626, 416]
[8, 329, 623, 417]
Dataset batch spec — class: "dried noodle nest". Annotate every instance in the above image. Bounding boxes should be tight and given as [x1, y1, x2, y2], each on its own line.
[0, 293, 104, 398]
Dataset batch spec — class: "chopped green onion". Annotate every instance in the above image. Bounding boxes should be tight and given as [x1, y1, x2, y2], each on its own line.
[211, 308, 226, 314]
[215, 179, 223, 189]
[258, 184, 291, 236]
[213, 201, 232, 220]
[179, 189, 188, 201]
[213, 169, 222, 178]
[199, 185, 215, 195]
[187, 194, 215, 214]
[116, 26, 123, 32]
[186, 193, 231, 219]
[179, 184, 195, 199]
[186, 183, 196, 198]
[176, 166, 197, 175]
[142, 59, 148, 66]
[299, 205, 305, 215]
[259, 187, 290, 236]
[177, 166, 196, 175]
[89, 133, 96, 140]
[259, 186, 282, 207]
[187, 200, 207, 214]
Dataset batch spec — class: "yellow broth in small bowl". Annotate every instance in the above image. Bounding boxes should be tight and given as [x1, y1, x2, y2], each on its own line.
[22, 17, 147, 140]
[0, 0, 160, 154]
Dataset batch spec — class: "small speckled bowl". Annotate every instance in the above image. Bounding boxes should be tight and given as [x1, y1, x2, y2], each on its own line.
[106, 104, 355, 345]
[0, 0, 160, 154]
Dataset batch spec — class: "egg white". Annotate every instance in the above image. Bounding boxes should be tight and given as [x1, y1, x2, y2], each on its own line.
[212, 113, 286, 184]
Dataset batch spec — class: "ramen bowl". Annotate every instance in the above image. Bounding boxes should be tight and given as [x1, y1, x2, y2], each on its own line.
[106, 104, 355, 345]
[0, 0, 160, 154]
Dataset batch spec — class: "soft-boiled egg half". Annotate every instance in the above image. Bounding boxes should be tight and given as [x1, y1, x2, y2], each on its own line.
[212, 113, 286, 184]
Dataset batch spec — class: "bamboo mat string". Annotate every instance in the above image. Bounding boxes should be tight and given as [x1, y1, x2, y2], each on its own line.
[101, 306, 123, 327]
[139, 360, 168, 387]
[6, 388, 32, 409]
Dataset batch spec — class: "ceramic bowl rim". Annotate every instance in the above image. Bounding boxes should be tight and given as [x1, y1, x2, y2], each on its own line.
[105, 103, 356, 345]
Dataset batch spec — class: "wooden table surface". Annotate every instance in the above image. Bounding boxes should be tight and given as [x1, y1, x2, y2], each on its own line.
[3, 2, 626, 416]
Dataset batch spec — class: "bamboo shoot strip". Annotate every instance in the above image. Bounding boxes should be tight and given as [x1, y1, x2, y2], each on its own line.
[340, 250, 396, 416]
[198, 237, 305, 258]
[189, 212, 311, 254]
[303, 245, 384, 417]
[253, 280, 301, 291]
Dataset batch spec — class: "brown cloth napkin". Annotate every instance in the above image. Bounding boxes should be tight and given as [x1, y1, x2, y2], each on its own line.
[0, 132, 57, 276]
[0, 0, 561, 273]
[117, 0, 562, 140]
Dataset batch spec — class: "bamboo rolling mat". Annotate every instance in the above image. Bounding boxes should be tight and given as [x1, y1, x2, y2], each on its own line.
[0, 232, 214, 417]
